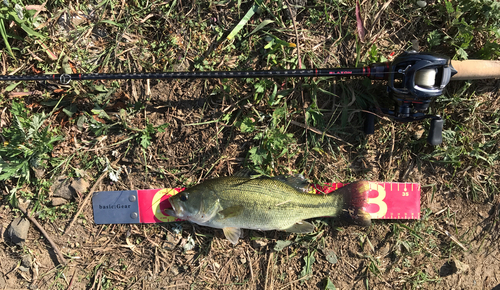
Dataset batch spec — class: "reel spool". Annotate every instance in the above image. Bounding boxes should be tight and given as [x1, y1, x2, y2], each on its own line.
[365, 51, 457, 145]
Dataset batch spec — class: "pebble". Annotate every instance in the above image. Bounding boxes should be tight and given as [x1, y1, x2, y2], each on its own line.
[416, 1, 427, 7]
[451, 258, 469, 274]
[19, 266, 30, 272]
[71, 178, 90, 193]
[51, 197, 68, 206]
[170, 265, 180, 275]
[7, 217, 30, 246]
[21, 254, 33, 269]
[253, 239, 268, 248]
[50, 176, 75, 200]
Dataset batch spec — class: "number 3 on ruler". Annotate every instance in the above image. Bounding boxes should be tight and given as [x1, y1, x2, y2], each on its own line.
[367, 183, 388, 218]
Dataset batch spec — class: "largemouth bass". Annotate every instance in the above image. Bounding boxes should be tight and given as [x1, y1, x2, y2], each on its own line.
[166, 174, 371, 245]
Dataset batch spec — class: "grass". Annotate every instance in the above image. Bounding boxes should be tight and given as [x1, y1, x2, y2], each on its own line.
[0, 0, 499, 289]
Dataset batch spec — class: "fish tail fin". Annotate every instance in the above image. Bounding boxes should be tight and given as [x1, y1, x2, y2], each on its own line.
[343, 181, 372, 227]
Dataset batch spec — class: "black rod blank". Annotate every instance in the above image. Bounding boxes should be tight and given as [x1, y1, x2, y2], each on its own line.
[0, 67, 374, 84]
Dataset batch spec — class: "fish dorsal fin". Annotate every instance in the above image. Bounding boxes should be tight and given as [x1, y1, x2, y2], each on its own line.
[233, 169, 261, 178]
[223, 227, 242, 245]
[274, 174, 310, 193]
[283, 221, 315, 233]
[218, 205, 245, 219]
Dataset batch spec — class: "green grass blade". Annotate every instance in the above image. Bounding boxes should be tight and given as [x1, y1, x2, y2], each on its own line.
[0, 20, 14, 58]
[99, 19, 124, 28]
[19, 22, 45, 39]
[247, 19, 274, 37]
[227, 0, 263, 40]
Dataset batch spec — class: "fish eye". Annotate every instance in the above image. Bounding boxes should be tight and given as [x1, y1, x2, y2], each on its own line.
[179, 193, 188, 202]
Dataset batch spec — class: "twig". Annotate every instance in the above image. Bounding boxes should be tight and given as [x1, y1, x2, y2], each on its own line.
[388, 123, 395, 171]
[17, 206, 68, 265]
[285, 0, 302, 69]
[264, 251, 274, 290]
[279, 274, 312, 290]
[290, 120, 352, 146]
[246, 250, 254, 282]
[65, 269, 77, 290]
[436, 225, 468, 252]
[65, 171, 107, 234]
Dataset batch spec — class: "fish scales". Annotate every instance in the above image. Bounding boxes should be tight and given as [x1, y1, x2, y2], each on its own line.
[201, 177, 344, 230]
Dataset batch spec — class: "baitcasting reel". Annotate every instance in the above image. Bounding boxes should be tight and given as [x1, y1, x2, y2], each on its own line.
[365, 50, 458, 145]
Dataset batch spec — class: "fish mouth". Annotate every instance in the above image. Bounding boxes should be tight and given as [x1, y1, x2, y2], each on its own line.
[166, 200, 184, 218]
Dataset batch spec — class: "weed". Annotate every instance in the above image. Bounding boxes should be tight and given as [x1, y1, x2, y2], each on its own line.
[0, 1, 46, 58]
[246, 104, 297, 174]
[0, 101, 63, 187]
[299, 248, 316, 282]
[439, 0, 500, 59]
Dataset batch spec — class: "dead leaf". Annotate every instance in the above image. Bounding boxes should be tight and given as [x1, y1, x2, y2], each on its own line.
[355, 0, 367, 43]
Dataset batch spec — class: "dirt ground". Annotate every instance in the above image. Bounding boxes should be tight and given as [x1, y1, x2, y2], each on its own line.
[1, 76, 499, 290]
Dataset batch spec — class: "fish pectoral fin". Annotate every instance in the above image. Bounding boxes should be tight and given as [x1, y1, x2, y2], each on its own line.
[218, 205, 245, 219]
[283, 221, 315, 233]
[222, 227, 242, 245]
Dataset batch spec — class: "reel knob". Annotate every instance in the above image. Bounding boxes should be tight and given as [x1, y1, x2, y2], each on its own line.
[427, 117, 443, 145]
[364, 111, 375, 135]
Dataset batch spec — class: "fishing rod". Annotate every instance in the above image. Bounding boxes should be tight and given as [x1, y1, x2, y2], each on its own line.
[1, 64, 388, 83]
[2, 50, 500, 145]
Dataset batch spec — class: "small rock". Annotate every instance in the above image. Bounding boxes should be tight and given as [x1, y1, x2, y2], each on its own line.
[240, 255, 247, 264]
[70, 178, 90, 194]
[253, 239, 268, 248]
[378, 244, 391, 257]
[478, 210, 489, 219]
[22, 254, 33, 269]
[51, 197, 69, 206]
[414, 128, 425, 140]
[451, 258, 469, 274]
[0, 276, 6, 288]
[164, 233, 181, 250]
[18, 197, 31, 212]
[7, 217, 30, 246]
[50, 176, 75, 200]
[19, 266, 30, 272]
[416, 1, 427, 8]
[323, 249, 338, 264]
[33, 167, 45, 179]
[170, 265, 180, 275]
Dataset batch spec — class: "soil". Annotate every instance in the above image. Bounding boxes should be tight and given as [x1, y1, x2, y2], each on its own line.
[1, 78, 499, 290]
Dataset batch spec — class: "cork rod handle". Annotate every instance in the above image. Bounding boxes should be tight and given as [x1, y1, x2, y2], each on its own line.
[450, 60, 500, 80]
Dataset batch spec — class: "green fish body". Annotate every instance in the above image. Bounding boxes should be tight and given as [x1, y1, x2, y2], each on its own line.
[166, 175, 371, 245]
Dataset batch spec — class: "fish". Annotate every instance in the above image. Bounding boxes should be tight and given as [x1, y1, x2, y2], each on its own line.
[165, 173, 371, 245]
